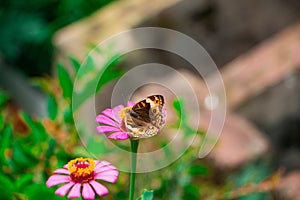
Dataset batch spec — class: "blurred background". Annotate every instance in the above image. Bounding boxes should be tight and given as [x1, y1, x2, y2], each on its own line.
[1, 0, 300, 199]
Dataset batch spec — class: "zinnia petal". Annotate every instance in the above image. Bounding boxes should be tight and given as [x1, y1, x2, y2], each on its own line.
[96, 126, 121, 133]
[82, 183, 95, 200]
[46, 175, 70, 187]
[94, 161, 113, 171]
[95, 165, 117, 173]
[55, 182, 74, 196]
[111, 105, 124, 123]
[54, 168, 70, 175]
[127, 101, 135, 106]
[67, 183, 81, 199]
[95, 170, 119, 183]
[94, 160, 100, 165]
[89, 180, 109, 196]
[96, 115, 119, 127]
[47, 158, 119, 199]
[95, 170, 119, 177]
[108, 132, 130, 140]
[101, 108, 113, 118]
[97, 160, 112, 166]
[94, 174, 118, 183]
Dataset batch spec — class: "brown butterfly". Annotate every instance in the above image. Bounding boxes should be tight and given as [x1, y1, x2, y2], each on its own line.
[124, 95, 165, 139]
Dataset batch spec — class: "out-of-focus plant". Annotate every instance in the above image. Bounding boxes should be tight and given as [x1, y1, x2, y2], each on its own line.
[0, 88, 70, 200]
[0, 48, 124, 199]
[46, 157, 119, 199]
[0, 0, 115, 76]
[137, 189, 154, 200]
[128, 99, 280, 200]
[0, 49, 281, 199]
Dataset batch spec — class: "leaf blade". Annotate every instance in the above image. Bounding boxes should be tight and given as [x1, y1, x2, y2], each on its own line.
[57, 63, 73, 100]
[137, 189, 154, 200]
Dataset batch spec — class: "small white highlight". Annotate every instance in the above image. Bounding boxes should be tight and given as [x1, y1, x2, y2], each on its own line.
[204, 94, 219, 110]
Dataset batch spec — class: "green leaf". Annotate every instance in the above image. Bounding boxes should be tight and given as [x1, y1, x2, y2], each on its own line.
[96, 54, 124, 91]
[0, 125, 13, 165]
[233, 161, 271, 200]
[57, 63, 73, 100]
[238, 192, 269, 200]
[137, 189, 154, 200]
[69, 56, 81, 74]
[188, 164, 209, 176]
[183, 184, 200, 199]
[23, 183, 63, 200]
[12, 141, 38, 170]
[73, 54, 124, 111]
[63, 107, 73, 123]
[47, 95, 58, 120]
[0, 89, 9, 107]
[22, 112, 48, 142]
[0, 114, 4, 131]
[86, 137, 109, 155]
[171, 98, 185, 128]
[0, 174, 14, 199]
[76, 54, 95, 80]
[44, 139, 56, 166]
[172, 99, 189, 130]
[172, 98, 184, 118]
[16, 174, 34, 192]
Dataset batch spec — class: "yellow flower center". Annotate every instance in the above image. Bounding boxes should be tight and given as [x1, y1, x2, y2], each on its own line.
[119, 106, 131, 120]
[68, 158, 95, 183]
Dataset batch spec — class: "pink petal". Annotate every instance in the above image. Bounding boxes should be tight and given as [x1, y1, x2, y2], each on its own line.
[94, 161, 118, 172]
[111, 105, 124, 122]
[108, 132, 130, 140]
[162, 108, 167, 117]
[96, 126, 121, 133]
[101, 108, 113, 118]
[55, 182, 74, 196]
[96, 115, 119, 127]
[95, 165, 117, 173]
[95, 170, 118, 177]
[97, 160, 111, 166]
[67, 183, 81, 199]
[89, 180, 109, 196]
[46, 175, 70, 187]
[54, 168, 70, 175]
[94, 161, 113, 170]
[94, 174, 118, 183]
[127, 101, 135, 106]
[82, 183, 95, 200]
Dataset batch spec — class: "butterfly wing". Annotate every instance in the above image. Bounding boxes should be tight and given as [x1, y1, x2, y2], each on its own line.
[146, 95, 165, 128]
[131, 98, 151, 123]
[125, 111, 159, 139]
[125, 95, 165, 139]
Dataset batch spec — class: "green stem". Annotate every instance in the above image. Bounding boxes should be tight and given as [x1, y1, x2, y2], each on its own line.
[129, 139, 139, 200]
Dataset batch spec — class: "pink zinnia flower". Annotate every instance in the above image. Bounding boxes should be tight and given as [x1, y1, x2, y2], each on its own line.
[96, 97, 167, 140]
[46, 157, 118, 200]
[96, 102, 135, 140]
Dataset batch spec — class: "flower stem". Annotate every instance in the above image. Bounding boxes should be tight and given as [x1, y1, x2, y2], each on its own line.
[129, 139, 139, 200]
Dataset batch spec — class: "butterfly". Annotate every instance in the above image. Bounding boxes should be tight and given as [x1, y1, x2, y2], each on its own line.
[124, 95, 166, 139]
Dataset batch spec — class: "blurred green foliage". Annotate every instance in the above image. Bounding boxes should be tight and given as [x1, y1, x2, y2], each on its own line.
[0, 91, 71, 199]
[72, 53, 124, 111]
[0, 1, 278, 199]
[0, 48, 128, 199]
[229, 161, 273, 200]
[0, 51, 278, 199]
[137, 189, 153, 200]
[0, 0, 115, 76]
